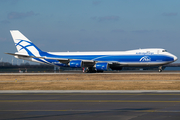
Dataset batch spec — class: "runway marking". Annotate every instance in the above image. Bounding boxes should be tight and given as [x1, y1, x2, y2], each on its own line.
[0, 110, 180, 112]
[0, 100, 180, 102]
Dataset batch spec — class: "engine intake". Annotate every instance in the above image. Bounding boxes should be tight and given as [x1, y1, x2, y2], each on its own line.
[69, 60, 82, 68]
[95, 62, 109, 71]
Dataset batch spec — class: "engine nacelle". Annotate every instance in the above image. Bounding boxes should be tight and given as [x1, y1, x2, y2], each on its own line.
[69, 60, 82, 68]
[95, 62, 109, 71]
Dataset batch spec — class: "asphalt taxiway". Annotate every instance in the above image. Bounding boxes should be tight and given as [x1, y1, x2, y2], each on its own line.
[0, 91, 180, 120]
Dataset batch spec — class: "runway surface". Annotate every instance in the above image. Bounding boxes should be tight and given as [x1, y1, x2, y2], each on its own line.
[0, 71, 180, 75]
[0, 92, 180, 120]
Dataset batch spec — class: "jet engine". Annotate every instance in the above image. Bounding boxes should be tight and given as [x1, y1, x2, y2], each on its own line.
[95, 62, 109, 71]
[69, 60, 82, 68]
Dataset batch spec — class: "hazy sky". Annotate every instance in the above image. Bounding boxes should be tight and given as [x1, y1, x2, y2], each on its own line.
[0, 0, 180, 63]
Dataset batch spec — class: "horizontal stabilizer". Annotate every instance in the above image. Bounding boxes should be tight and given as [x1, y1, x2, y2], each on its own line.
[5, 53, 44, 59]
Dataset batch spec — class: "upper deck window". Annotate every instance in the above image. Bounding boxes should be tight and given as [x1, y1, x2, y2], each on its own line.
[162, 50, 167, 52]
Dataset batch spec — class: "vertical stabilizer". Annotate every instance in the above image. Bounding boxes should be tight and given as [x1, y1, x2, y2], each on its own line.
[10, 30, 43, 57]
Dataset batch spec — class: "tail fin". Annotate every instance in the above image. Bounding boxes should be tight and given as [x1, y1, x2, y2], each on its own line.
[10, 30, 43, 57]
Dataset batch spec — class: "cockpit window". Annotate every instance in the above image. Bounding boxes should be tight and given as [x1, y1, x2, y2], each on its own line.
[162, 50, 167, 52]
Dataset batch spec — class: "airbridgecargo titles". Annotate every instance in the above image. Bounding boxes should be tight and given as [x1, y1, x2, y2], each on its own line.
[6, 30, 177, 73]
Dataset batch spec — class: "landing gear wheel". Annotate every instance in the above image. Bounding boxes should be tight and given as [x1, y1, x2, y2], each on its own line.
[158, 66, 162, 72]
[85, 68, 90, 73]
[85, 67, 97, 73]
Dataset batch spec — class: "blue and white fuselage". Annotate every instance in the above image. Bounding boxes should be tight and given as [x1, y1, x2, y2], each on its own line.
[6, 30, 177, 72]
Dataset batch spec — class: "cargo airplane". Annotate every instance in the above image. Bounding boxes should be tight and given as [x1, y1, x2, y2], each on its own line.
[6, 30, 177, 73]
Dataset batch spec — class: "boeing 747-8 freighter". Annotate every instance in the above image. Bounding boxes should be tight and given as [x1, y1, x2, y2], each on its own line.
[6, 30, 177, 72]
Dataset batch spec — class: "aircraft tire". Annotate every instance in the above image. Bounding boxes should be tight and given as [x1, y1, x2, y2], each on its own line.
[158, 69, 162, 72]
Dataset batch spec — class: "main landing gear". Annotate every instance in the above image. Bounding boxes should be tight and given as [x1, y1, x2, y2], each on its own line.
[85, 67, 96, 73]
[158, 66, 162, 72]
[84, 67, 103, 73]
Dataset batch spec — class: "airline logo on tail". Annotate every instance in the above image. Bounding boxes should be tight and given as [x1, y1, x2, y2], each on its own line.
[10, 30, 42, 57]
[15, 39, 37, 56]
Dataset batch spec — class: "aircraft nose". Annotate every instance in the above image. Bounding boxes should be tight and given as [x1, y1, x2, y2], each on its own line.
[174, 56, 178, 61]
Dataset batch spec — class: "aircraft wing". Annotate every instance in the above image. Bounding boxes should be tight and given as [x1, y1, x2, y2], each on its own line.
[43, 56, 121, 65]
[6, 53, 121, 66]
[43, 56, 96, 65]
